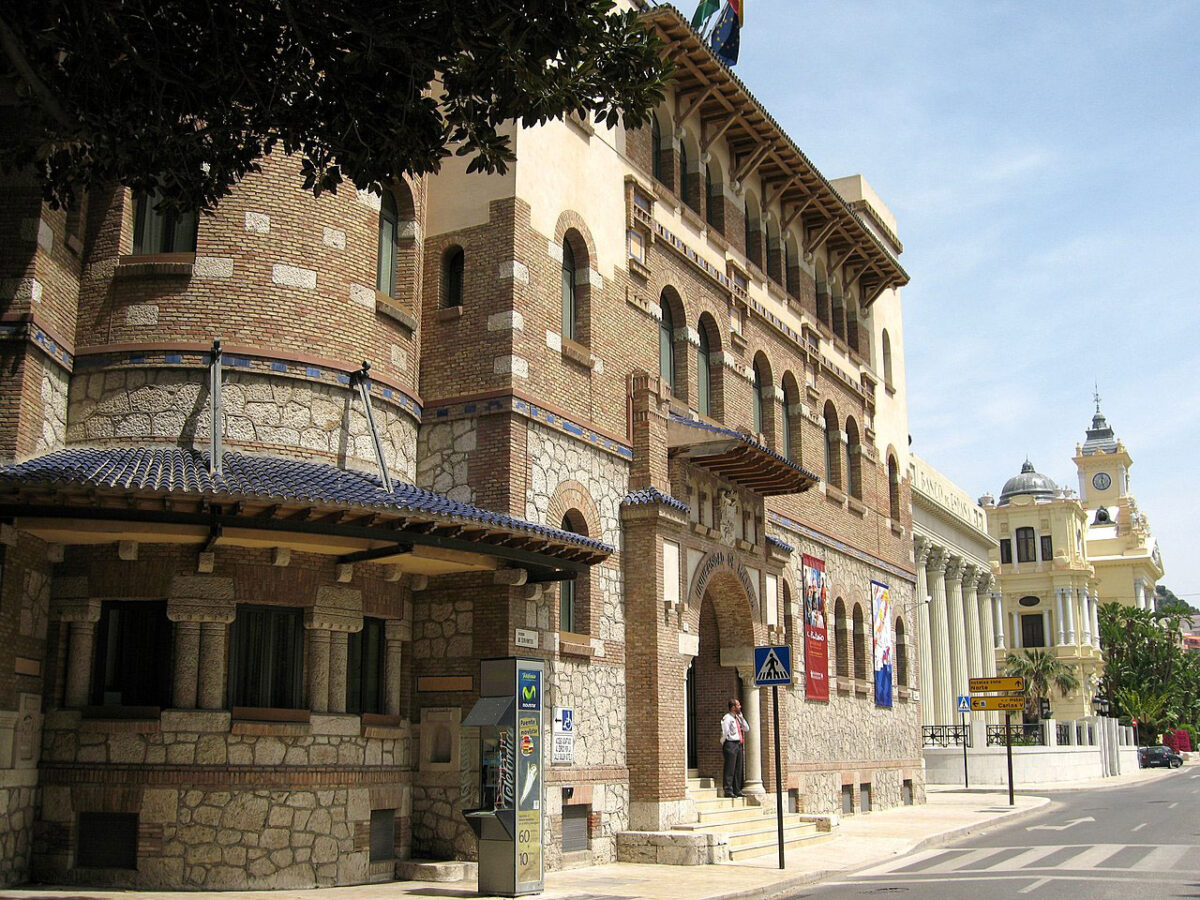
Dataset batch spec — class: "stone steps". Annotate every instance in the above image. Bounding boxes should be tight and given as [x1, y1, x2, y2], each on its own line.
[679, 773, 836, 862]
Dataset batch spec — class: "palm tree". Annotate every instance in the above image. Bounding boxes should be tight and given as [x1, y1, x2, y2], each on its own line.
[1113, 688, 1174, 745]
[1003, 650, 1081, 720]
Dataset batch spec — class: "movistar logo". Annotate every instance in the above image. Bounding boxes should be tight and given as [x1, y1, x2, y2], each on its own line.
[522, 684, 536, 701]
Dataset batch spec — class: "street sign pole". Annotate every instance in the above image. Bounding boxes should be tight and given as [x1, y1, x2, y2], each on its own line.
[1005, 710, 1014, 807]
[961, 710, 969, 789]
[773, 684, 784, 870]
[753, 646, 791, 872]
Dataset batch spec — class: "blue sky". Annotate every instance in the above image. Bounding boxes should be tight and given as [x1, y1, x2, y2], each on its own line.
[727, 1, 1200, 602]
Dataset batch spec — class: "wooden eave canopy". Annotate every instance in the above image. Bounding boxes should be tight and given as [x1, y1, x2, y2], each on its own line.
[667, 418, 819, 497]
[0, 483, 607, 579]
[645, 5, 909, 305]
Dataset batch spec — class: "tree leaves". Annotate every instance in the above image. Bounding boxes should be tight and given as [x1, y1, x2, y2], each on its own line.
[0, 0, 671, 210]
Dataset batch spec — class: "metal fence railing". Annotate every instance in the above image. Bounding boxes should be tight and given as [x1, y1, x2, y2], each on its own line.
[1057, 723, 1071, 746]
[987, 723, 1044, 747]
[923, 724, 970, 748]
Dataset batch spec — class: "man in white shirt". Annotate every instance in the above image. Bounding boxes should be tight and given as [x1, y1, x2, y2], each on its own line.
[721, 698, 748, 798]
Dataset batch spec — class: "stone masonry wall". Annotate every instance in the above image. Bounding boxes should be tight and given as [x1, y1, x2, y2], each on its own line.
[37, 711, 410, 890]
[66, 367, 418, 481]
[774, 524, 923, 815]
[0, 777, 37, 885]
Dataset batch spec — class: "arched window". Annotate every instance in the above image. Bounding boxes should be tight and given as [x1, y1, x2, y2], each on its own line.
[651, 115, 665, 184]
[831, 283, 846, 341]
[696, 325, 711, 417]
[441, 246, 464, 308]
[744, 192, 762, 268]
[659, 293, 676, 390]
[882, 329, 894, 388]
[765, 218, 781, 285]
[845, 417, 862, 500]
[784, 237, 798, 299]
[133, 189, 197, 256]
[705, 160, 723, 232]
[752, 358, 764, 435]
[695, 314, 723, 421]
[895, 619, 908, 686]
[846, 297, 860, 353]
[815, 261, 830, 328]
[852, 604, 867, 681]
[376, 191, 400, 296]
[888, 454, 901, 522]
[561, 241, 577, 341]
[781, 373, 801, 462]
[823, 401, 841, 488]
[835, 598, 849, 679]
[559, 511, 590, 633]
[679, 143, 691, 209]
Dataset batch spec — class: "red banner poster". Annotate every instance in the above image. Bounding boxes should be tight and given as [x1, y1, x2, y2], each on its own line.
[802, 554, 829, 701]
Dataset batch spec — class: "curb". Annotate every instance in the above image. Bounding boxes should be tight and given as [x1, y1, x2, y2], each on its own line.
[673, 795, 1056, 900]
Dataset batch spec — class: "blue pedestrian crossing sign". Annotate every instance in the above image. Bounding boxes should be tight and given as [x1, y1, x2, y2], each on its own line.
[753, 646, 792, 686]
[957, 695, 971, 714]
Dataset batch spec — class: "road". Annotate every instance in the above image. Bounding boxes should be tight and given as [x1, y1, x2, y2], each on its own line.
[798, 766, 1200, 899]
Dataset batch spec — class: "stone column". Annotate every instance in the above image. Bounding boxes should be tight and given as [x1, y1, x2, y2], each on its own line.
[1011, 611, 1021, 649]
[926, 548, 952, 726]
[308, 627, 332, 713]
[962, 565, 983, 688]
[66, 621, 97, 708]
[198, 621, 230, 709]
[1091, 592, 1101, 648]
[992, 592, 1005, 650]
[168, 576, 236, 711]
[384, 620, 408, 716]
[739, 667, 765, 798]
[944, 556, 968, 714]
[1078, 588, 1091, 646]
[1064, 586, 1076, 645]
[1054, 588, 1066, 645]
[329, 632, 349, 714]
[978, 575, 999, 725]
[308, 584, 363, 715]
[1042, 610, 1051, 647]
[172, 621, 201, 709]
[57, 597, 102, 709]
[915, 538, 935, 728]
[1134, 576, 1145, 610]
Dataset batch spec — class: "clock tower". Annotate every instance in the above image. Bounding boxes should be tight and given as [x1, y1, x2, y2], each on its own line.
[1074, 393, 1130, 509]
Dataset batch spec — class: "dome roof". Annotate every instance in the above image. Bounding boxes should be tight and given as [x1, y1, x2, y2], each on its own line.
[998, 459, 1058, 504]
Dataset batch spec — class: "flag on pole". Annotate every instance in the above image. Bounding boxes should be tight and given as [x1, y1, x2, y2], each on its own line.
[709, 1, 745, 67]
[691, 0, 720, 31]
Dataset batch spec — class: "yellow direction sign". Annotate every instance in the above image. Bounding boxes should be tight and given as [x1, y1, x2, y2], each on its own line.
[968, 677, 1025, 693]
[970, 695, 1025, 712]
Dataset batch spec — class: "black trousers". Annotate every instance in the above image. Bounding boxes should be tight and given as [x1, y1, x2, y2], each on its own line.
[722, 739, 744, 797]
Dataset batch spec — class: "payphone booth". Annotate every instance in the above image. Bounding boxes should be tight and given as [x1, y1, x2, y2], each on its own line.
[463, 657, 544, 896]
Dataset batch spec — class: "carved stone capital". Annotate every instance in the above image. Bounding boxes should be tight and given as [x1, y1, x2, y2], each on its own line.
[944, 556, 965, 581]
[306, 585, 363, 633]
[960, 563, 979, 588]
[925, 546, 949, 576]
[167, 576, 237, 624]
[914, 535, 931, 567]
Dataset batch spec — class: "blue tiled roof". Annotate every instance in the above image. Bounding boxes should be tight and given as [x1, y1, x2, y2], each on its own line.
[622, 487, 689, 514]
[766, 535, 794, 554]
[668, 414, 822, 484]
[0, 447, 613, 556]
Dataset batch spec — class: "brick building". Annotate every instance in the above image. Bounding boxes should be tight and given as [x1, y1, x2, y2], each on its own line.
[0, 4, 921, 889]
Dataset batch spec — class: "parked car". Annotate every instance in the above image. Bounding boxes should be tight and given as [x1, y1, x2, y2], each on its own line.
[1138, 745, 1183, 768]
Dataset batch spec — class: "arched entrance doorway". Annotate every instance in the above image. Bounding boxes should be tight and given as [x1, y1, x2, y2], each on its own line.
[684, 568, 758, 790]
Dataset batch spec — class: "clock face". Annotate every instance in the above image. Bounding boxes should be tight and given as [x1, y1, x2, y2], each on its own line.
[1092, 472, 1112, 491]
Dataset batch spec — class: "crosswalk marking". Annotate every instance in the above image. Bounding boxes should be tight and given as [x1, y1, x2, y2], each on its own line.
[1132, 845, 1191, 871]
[918, 848, 1009, 874]
[857, 843, 1198, 879]
[983, 845, 1062, 871]
[1055, 844, 1125, 869]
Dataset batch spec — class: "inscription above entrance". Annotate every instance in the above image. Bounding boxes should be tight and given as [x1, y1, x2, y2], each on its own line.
[690, 549, 758, 611]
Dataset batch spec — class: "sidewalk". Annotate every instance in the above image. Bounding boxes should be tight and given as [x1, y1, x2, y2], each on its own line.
[0, 764, 1183, 900]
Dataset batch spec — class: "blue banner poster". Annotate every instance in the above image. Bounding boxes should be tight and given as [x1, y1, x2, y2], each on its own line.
[871, 581, 893, 708]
